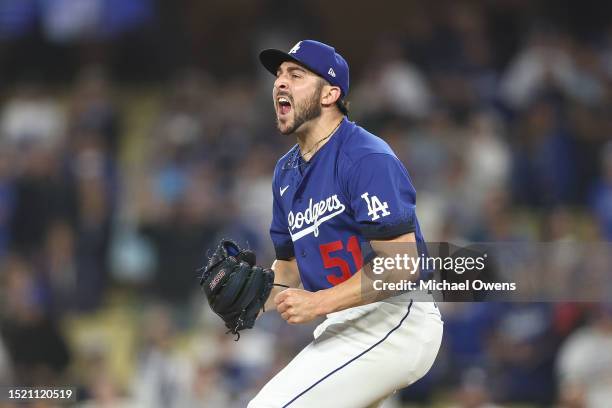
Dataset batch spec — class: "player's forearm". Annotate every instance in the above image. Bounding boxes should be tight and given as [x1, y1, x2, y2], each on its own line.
[317, 233, 420, 315]
[265, 258, 301, 312]
[317, 267, 418, 315]
[315, 269, 377, 315]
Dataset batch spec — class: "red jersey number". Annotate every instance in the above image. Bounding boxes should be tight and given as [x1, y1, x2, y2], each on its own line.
[319, 236, 363, 286]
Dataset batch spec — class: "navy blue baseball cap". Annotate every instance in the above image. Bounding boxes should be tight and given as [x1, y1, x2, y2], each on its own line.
[259, 40, 350, 97]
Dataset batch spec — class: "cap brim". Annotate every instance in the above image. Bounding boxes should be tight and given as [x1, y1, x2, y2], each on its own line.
[259, 49, 304, 76]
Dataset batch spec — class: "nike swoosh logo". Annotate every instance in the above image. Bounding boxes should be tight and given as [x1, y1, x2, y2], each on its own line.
[280, 185, 290, 196]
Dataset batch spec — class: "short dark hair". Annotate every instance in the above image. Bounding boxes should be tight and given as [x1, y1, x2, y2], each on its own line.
[336, 99, 350, 116]
[317, 77, 349, 116]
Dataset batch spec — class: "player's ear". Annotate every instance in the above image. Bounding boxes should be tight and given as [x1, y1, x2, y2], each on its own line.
[321, 85, 341, 107]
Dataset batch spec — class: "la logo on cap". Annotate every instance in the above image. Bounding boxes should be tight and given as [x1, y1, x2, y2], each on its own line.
[289, 42, 301, 54]
[328, 68, 336, 77]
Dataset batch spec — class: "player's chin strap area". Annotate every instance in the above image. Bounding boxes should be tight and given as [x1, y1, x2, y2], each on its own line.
[227, 283, 291, 341]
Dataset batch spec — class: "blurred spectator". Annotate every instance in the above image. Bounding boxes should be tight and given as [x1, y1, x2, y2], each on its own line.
[448, 367, 502, 408]
[499, 29, 576, 109]
[82, 371, 126, 408]
[77, 345, 129, 407]
[174, 359, 230, 408]
[139, 191, 219, 302]
[468, 189, 523, 241]
[68, 67, 122, 158]
[511, 99, 577, 207]
[557, 305, 612, 408]
[0, 334, 13, 385]
[232, 146, 277, 260]
[8, 145, 77, 257]
[0, 83, 65, 148]
[40, 0, 153, 43]
[0, 144, 15, 259]
[351, 40, 432, 122]
[0, 254, 71, 386]
[43, 220, 78, 314]
[149, 69, 213, 164]
[70, 130, 117, 310]
[438, 302, 501, 378]
[488, 303, 558, 405]
[131, 304, 189, 408]
[463, 111, 510, 212]
[590, 142, 612, 240]
[403, 109, 459, 194]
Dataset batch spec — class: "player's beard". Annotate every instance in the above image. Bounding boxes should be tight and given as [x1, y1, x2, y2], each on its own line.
[276, 85, 322, 135]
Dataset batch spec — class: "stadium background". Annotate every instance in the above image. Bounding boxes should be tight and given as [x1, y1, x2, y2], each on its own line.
[0, 0, 611, 406]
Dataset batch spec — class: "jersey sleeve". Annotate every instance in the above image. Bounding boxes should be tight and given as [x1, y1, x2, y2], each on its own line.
[345, 153, 417, 240]
[270, 167, 295, 260]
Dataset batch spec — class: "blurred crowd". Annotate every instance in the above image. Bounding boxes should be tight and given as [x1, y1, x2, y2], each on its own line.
[0, 1, 612, 407]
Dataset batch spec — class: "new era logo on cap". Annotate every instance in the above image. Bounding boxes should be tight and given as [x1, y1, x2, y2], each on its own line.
[289, 42, 301, 54]
[259, 39, 350, 97]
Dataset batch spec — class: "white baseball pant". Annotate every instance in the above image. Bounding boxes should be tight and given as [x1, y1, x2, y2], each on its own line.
[248, 296, 443, 408]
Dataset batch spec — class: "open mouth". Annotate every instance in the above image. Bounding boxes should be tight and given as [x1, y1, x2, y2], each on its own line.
[277, 96, 292, 116]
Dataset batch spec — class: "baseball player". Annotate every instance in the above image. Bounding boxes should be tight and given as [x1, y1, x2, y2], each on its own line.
[246, 40, 444, 407]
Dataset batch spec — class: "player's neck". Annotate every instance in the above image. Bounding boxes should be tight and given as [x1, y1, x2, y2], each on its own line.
[296, 113, 344, 161]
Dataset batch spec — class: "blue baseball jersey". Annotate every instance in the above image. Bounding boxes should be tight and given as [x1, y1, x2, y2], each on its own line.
[270, 118, 426, 292]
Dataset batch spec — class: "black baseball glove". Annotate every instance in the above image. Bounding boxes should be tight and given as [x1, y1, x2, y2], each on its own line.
[199, 239, 276, 340]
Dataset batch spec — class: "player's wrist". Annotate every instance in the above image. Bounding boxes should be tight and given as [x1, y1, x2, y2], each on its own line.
[314, 289, 335, 316]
